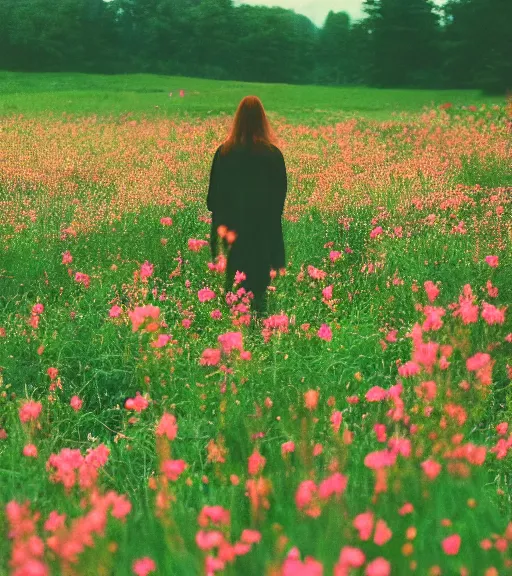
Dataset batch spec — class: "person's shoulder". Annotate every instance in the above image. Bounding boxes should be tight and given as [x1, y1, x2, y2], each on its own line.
[269, 143, 283, 157]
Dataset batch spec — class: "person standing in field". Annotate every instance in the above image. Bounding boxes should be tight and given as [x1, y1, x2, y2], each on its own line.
[207, 96, 287, 318]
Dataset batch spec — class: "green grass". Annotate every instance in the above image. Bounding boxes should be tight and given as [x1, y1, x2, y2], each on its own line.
[0, 72, 511, 575]
[0, 70, 504, 124]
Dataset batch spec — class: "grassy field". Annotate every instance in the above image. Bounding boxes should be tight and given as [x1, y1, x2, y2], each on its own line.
[0, 70, 504, 123]
[0, 72, 511, 575]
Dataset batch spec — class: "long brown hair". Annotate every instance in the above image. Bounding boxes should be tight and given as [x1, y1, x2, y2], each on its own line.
[220, 96, 276, 154]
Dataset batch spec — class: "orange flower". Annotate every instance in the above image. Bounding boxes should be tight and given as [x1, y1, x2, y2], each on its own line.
[217, 225, 228, 239]
[226, 229, 237, 244]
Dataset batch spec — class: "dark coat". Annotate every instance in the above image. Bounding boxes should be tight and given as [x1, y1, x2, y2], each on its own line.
[206, 142, 287, 294]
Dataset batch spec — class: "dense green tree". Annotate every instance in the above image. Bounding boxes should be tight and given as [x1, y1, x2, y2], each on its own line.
[443, 0, 512, 92]
[0, 0, 509, 92]
[363, 0, 441, 87]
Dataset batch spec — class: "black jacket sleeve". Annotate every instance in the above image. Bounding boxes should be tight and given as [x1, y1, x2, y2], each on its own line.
[271, 149, 287, 269]
[207, 147, 221, 213]
[207, 147, 222, 259]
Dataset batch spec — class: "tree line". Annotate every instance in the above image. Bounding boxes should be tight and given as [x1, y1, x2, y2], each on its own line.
[0, 0, 510, 93]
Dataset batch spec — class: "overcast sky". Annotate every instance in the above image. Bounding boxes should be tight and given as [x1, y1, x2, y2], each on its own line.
[235, 1, 443, 27]
[235, 0, 365, 25]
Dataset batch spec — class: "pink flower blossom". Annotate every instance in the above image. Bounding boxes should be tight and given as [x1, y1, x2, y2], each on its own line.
[248, 449, 266, 475]
[133, 557, 156, 576]
[466, 352, 491, 371]
[281, 441, 295, 455]
[308, 265, 327, 280]
[218, 331, 243, 355]
[424, 280, 440, 303]
[317, 323, 332, 341]
[373, 519, 392, 545]
[109, 305, 122, 318]
[485, 255, 498, 267]
[70, 396, 83, 411]
[188, 238, 208, 251]
[330, 251, 342, 263]
[161, 459, 187, 481]
[398, 361, 420, 377]
[370, 226, 383, 239]
[442, 534, 461, 555]
[421, 459, 442, 479]
[198, 288, 216, 302]
[200, 348, 221, 366]
[125, 392, 149, 412]
[23, 444, 38, 458]
[160, 217, 173, 226]
[62, 251, 73, 264]
[19, 400, 43, 423]
[365, 387, 388, 402]
[365, 557, 391, 576]
[481, 302, 506, 325]
[156, 413, 178, 440]
[140, 261, 154, 279]
[353, 512, 374, 541]
[322, 285, 333, 300]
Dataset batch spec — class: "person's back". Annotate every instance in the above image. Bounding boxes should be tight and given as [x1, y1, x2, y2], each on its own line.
[206, 97, 287, 317]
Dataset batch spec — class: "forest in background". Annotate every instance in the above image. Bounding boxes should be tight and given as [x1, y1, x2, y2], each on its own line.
[0, 0, 510, 93]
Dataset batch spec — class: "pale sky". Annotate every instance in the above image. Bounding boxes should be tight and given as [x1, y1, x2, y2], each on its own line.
[235, 0, 365, 26]
[235, 1, 444, 27]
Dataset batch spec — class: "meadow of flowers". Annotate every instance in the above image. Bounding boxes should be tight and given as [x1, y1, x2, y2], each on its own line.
[0, 90, 511, 575]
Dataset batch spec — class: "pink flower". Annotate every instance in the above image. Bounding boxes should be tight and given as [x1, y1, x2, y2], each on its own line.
[481, 302, 506, 325]
[466, 352, 491, 371]
[160, 217, 173, 226]
[218, 332, 243, 355]
[156, 413, 178, 440]
[196, 530, 224, 550]
[424, 281, 440, 303]
[338, 546, 365, 568]
[241, 529, 262, 544]
[331, 411, 343, 433]
[23, 444, 38, 458]
[263, 314, 289, 332]
[133, 557, 156, 576]
[19, 400, 43, 423]
[62, 251, 73, 265]
[308, 265, 327, 280]
[373, 519, 392, 545]
[442, 534, 461, 555]
[496, 422, 508, 435]
[295, 480, 317, 510]
[74, 272, 90, 288]
[109, 305, 122, 318]
[365, 557, 391, 576]
[125, 392, 149, 412]
[70, 396, 83, 411]
[200, 348, 221, 366]
[317, 323, 332, 341]
[421, 459, 442, 479]
[330, 251, 342, 263]
[198, 505, 230, 527]
[370, 226, 383, 239]
[398, 503, 414, 515]
[234, 271, 246, 284]
[364, 450, 396, 470]
[188, 238, 208, 251]
[385, 330, 397, 342]
[398, 361, 420, 377]
[365, 387, 388, 402]
[140, 261, 154, 279]
[32, 303, 44, 315]
[304, 389, 319, 411]
[128, 304, 160, 332]
[281, 441, 295, 455]
[161, 459, 187, 481]
[198, 287, 216, 302]
[150, 334, 170, 348]
[322, 285, 333, 300]
[318, 473, 348, 499]
[485, 255, 498, 268]
[353, 512, 374, 541]
[248, 449, 266, 475]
